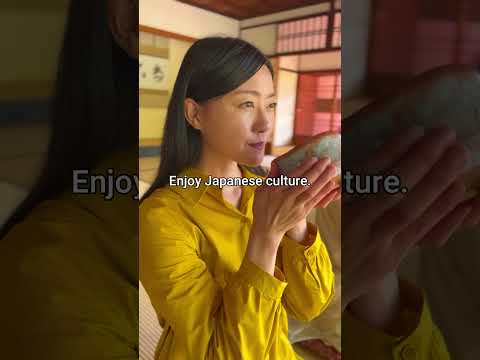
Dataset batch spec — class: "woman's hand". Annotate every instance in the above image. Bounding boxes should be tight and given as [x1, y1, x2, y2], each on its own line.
[458, 168, 480, 229]
[347, 272, 402, 334]
[284, 162, 341, 244]
[247, 156, 338, 274]
[462, 194, 480, 228]
[285, 219, 309, 244]
[342, 126, 476, 310]
[299, 338, 341, 360]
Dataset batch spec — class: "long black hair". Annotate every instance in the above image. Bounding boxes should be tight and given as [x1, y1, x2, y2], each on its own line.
[141, 37, 274, 201]
[0, 0, 138, 239]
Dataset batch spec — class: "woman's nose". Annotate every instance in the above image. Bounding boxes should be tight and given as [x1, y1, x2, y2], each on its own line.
[254, 107, 273, 134]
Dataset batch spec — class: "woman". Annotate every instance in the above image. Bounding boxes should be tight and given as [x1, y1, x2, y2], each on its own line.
[139, 37, 341, 359]
[1, 1, 139, 358]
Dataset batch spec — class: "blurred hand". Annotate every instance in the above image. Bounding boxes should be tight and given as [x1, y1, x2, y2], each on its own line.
[458, 168, 480, 229]
[342, 125, 476, 308]
[462, 195, 480, 229]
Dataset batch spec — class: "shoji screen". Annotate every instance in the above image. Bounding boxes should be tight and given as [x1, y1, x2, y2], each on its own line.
[294, 71, 341, 145]
[369, 0, 480, 95]
[277, 15, 329, 54]
[332, 11, 341, 47]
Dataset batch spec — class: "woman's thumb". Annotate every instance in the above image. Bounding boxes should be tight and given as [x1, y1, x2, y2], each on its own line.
[267, 161, 280, 178]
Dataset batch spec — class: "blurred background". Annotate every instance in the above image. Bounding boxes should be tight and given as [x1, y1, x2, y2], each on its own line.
[0, 0, 68, 226]
[343, 1, 480, 359]
[343, 0, 480, 115]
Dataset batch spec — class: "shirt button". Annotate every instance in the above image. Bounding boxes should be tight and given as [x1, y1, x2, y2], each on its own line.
[401, 345, 417, 360]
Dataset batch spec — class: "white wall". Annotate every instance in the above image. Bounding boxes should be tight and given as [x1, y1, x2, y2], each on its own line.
[277, 52, 341, 73]
[273, 70, 298, 146]
[139, 37, 192, 140]
[300, 51, 341, 71]
[140, 0, 239, 39]
[279, 55, 299, 71]
[0, 10, 66, 82]
[240, 24, 277, 56]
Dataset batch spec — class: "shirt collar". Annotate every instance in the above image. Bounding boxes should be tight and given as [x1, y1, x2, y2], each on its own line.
[169, 164, 264, 207]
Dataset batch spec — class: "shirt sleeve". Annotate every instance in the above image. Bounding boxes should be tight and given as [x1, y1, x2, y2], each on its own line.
[342, 279, 451, 360]
[277, 221, 335, 322]
[140, 207, 290, 360]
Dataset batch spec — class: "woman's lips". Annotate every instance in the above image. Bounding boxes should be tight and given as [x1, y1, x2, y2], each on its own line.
[248, 142, 265, 150]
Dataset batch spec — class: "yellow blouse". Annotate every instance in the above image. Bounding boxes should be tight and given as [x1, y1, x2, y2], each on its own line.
[139, 165, 335, 359]
[343, 279, 451, 359]
[0, 151, 138, 358]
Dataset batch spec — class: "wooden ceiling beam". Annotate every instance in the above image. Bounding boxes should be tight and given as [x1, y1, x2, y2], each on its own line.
[177, 0, 324, 20]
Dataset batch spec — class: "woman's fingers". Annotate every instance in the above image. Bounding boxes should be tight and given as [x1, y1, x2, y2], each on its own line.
[316, 187, 340, 209]
[303, 180, 339, 210]
[385, 126, 457, 194]
[293, 162, 337, 202]
[272, 156, 320, 192]
[300, 339, 340, 360]
[354, 126, 458, 223]
[360, 125, 426, 174]
[343, 125, 425, 205]
[373, 142, 469, 240]
[419, 202, 472, 248]
[287, 156, 324, 178]
[392, 180, 466, 249]
[267, 160, 281, 178]
[318, 187, 342, 208]
[461, 194, 480, 228]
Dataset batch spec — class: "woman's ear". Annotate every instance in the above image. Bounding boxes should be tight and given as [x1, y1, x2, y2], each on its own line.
[106, 0, 138, 59]
[184, 98, 203, 131]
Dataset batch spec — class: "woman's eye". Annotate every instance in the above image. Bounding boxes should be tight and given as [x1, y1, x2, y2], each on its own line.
[240, 101, 254, 108]
[239, 101, 276, 109]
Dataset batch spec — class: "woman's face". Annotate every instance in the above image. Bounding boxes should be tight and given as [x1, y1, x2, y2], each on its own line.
[197, 64, 276, 167]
